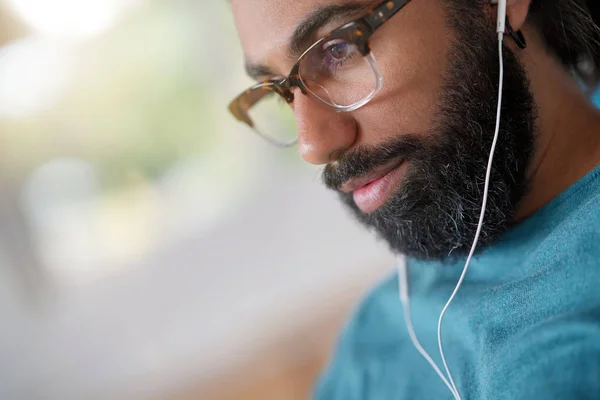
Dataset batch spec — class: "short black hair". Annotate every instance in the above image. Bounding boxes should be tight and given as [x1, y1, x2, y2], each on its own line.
[528, 0, 600, 87]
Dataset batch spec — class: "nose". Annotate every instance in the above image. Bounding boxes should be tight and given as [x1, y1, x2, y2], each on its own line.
[293, 92, 358, 165]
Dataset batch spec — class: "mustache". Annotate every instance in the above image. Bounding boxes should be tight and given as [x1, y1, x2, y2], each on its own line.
[322, 135, 424, 190]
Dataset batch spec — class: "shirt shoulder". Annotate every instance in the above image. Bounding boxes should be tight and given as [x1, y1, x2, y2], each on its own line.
[477, 174, 600, 399]
[525, 169, 600, 275]
[313, 274, 406, 400]
[482, 309, 600, 400]
[508, 165, 600, 273]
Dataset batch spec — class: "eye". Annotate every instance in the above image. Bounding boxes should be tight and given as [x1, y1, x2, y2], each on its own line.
[327, 41, 350, 60]
[300, 38, 360, 80]
[321, 39, 359, 69]
[322, 39, 356, 60]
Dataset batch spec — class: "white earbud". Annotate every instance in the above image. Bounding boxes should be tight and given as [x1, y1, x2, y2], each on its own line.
[496, 0, 507, 34]
[490, 0, 506, 34]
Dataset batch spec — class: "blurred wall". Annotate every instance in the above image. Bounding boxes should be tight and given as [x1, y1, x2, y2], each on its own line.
[0, 1, 394, 399]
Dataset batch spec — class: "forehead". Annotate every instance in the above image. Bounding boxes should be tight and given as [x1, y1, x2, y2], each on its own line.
[231, 0, 371, 69]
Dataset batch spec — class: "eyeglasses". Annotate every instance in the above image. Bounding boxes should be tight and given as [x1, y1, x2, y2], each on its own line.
[228, 0, 412, 148]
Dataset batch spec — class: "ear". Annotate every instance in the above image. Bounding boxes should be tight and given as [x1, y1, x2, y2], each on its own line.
[505, 0, 532, 31]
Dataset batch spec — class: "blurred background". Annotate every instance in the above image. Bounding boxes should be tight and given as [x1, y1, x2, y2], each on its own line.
[0, 1, 395, 399]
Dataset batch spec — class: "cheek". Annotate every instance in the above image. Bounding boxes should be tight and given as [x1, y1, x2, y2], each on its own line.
[363, 68, 441, 138]
[355, 1, 451, 141]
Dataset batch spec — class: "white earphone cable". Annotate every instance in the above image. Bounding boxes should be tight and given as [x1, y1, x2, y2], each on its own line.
[397, 259, 460, 399]
[437, 31, 505, 400]
[397, 30, 505, 400]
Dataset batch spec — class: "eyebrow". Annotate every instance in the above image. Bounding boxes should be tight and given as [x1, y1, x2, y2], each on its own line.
[289, 3, 370, 58]
[245, 64, 276, 80]
[244, 2, 371, 81]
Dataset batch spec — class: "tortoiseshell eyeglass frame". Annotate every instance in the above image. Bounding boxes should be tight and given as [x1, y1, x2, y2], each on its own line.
[228, 0, 412, 147]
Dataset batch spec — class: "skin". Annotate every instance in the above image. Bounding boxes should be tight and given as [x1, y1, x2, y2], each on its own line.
[231, 0, 600, 225]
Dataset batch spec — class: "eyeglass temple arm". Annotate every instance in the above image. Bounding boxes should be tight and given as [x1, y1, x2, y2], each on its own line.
[229, 84, 278, 127]
[362, 0, 412, 32]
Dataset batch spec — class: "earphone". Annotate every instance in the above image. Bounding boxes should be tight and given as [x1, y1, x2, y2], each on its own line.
[397, 1, 508, 399]
[495, 0, 508, 34]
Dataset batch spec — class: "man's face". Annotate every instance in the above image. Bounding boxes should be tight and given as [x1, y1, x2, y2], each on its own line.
[231, 0, 536, 260]
[233, 0, 450, 161]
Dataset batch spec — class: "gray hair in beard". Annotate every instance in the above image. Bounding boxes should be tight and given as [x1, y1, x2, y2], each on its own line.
[323, 3, 537, 260]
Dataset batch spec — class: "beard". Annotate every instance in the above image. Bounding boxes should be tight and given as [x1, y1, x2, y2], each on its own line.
[322, 5, 537, 261]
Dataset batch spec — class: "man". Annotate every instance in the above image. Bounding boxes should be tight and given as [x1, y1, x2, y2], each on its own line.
[227, 0, 600, 398]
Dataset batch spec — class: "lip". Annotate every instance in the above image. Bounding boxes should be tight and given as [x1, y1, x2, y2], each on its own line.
[339, 159, 406, 214]
[340, 159, 403, 193]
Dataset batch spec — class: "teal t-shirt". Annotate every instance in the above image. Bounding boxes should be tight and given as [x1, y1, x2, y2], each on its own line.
[315, 163, 600, 400]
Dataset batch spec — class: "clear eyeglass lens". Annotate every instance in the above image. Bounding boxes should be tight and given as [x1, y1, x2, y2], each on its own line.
[247, 91, 297, 146]
[299, 39, 377, 108]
